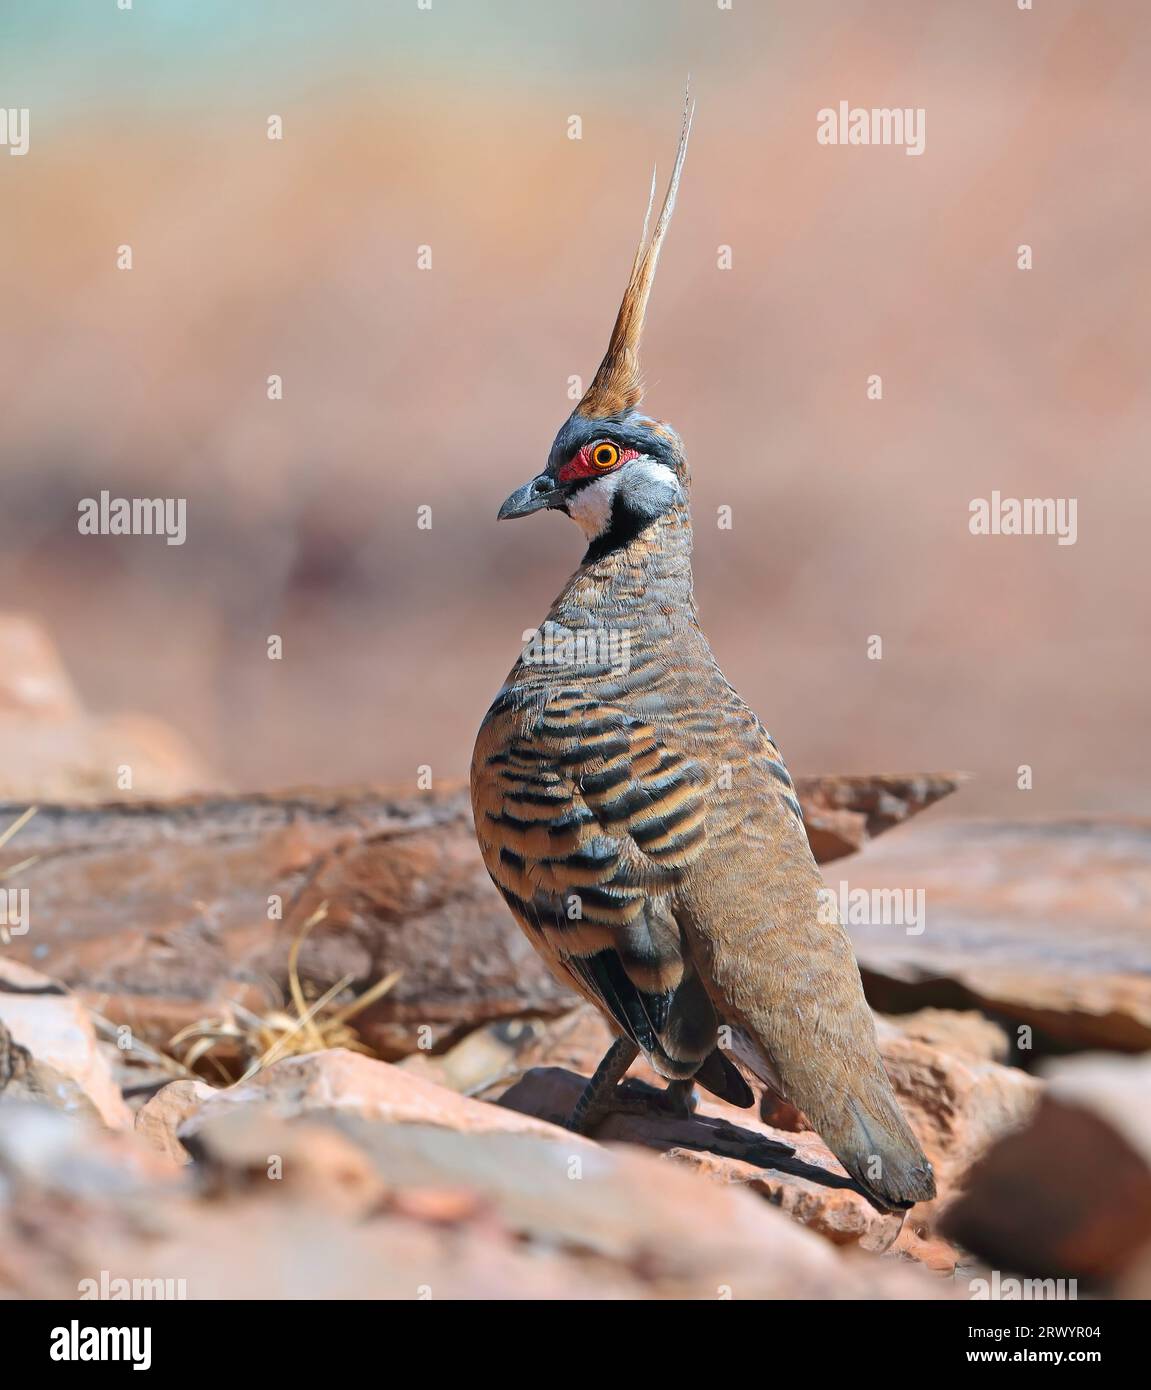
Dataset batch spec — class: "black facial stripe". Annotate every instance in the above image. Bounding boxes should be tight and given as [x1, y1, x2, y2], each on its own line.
[581, 490, 652, 564]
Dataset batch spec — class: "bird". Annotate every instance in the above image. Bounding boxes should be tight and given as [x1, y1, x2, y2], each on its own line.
[469, 99, 935, 1211]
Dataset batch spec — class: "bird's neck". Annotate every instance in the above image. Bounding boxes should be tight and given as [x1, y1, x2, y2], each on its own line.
[550, 502, 697, 629]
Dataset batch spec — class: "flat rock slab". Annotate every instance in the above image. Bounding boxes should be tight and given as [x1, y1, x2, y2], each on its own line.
[840, 819, 1151, 1052]
[178, 1048, 588, 1146]
[0, 1070, 947, 1299]
[498, 1064, 907, 1253]
[495, 1020, 1039, 1265]
[0, 776, 956, 1055]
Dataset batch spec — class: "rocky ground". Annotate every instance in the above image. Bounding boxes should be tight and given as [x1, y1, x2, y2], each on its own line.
[1, 614, 1149, 1300]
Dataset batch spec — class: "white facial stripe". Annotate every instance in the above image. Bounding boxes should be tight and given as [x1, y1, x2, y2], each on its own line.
[565, 455, 681, 541]
[566, 471, 621, 539]
[630, 457, 678, 490]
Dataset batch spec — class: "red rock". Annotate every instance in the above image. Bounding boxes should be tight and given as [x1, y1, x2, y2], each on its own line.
[876, 1024, 1040, 1194]
[844, 820, 1151, 1052]
[181, 1106, 389, 1217]
[892, 1222, 961, 1275]
[943, 1052, 1151, 1287]
[0, 1099, 180, 1197]
[498, 1064, 906, 1252]
[0, 960, 131, 1129]
[390, 1186, 482, 1225]
[801, 773, 962, 863]
[880, 1008, 1009, 1064]
[0, 1092, 946, 1300]
[0, 776, 957, 1058]
[0, 788, 574, 1055]
[180, 1047, 594, 1146]
[490, 1003, 1039, 1273]
[135, 1079, 217, 1164]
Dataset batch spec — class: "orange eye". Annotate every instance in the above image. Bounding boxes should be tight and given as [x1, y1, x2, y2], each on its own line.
[590, 441, 620, 470]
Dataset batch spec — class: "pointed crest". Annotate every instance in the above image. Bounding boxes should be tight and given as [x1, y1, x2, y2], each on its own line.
[577, 94, 695, 420]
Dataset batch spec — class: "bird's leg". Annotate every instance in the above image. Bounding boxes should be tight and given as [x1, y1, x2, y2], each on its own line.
[567, 1037, 639, 1134]
[569, 1040, 702, 1133]
[661, 1077, 698, 1117]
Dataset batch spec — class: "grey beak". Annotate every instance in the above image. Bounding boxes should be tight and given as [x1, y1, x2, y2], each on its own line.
[497, 473, 562, 520]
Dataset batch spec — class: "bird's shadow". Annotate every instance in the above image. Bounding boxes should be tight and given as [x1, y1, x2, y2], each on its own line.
[499, 1065, 884, 1210]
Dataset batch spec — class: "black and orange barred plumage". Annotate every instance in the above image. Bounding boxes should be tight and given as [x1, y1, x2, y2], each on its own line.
[470, 99, 935, 1210]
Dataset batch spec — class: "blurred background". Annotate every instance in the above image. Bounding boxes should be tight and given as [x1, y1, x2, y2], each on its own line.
[0, 0, 1147, 815]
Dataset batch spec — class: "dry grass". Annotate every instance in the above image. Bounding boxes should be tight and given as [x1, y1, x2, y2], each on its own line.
[0, 806, 400, 1089]
[168, 903, 401, 1084]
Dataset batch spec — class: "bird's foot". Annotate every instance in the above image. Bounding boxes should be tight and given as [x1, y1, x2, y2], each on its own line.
[568, 1074, 697, 1135]
[618, 1076, 698, 1119]
[566, 1037, 640, 1135]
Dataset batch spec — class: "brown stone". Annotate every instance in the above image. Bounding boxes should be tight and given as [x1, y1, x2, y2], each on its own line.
[179, 1047, 594, 1146]
[135, 1079, 217, 1164]
[943, 1053, 1151, 1288]
[466, 1003, 1037, 1201]
[880, 1008, 1009, 1064]
[490, 1005, 1039, 1270]
[876, 1022, 1041, 1194]
[801, 773, 963, 863]
[181, 1106, 389, 1216]
[843, 819, 1151, 1053]
[0, 1091, 945, 1300]
[498, 1064, 906, 1252]
[0, 776, 957, 1058]
[0, 960, 131, 1129]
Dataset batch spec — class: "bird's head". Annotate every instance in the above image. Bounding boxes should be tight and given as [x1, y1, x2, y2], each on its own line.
[497, 99, 694, 559]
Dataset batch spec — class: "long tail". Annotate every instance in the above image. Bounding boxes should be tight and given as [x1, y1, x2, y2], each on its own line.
[833, 1092, 937, 1210]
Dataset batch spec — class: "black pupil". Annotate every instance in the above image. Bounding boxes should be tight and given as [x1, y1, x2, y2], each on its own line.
[596, 448, 612, 464]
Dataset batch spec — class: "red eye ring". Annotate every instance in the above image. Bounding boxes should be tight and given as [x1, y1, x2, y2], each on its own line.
[589, 441, 620, 471]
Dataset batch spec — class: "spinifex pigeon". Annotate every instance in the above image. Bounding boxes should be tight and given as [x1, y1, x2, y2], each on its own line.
[471, 103, 934, 1210]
